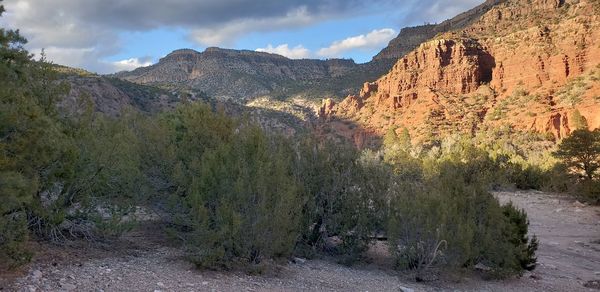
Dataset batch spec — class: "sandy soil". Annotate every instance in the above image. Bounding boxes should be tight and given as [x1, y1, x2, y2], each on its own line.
[1, 190, 599, 292]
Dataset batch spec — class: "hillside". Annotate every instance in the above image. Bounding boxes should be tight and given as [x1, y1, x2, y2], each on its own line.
[54, 66, 179, 115]
[115, 48, 394, 101]
[321, 0, 600, 147]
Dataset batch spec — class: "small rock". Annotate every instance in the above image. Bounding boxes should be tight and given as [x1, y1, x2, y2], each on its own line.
[575, 208, 584, 213]
[530, 274, 542, 280]
[157, 282, 165, 288]
[27, 285, 37, 292]
[573, 200, 586, 208]
[584, 280, 600, 289]
[399, 286, 414, 292]
[31, 270, 43, 280]
[202, 281, 209, 285]
[293, 257, 307, 264]
[117, 277, 122, 281]
[61, 283, 76, 291]
[474, 263, 492, 272]
[554, 208, 563, 213]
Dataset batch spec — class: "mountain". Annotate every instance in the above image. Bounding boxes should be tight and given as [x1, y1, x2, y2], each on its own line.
[373, 0, 504, 61]
[54, 65, 179, 115]
[320, 0, 600, 147]
[110, 1, 507, 105]
[115, 47, 394, 101]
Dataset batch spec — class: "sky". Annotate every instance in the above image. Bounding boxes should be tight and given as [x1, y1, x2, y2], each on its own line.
[0, 0, 483, 74]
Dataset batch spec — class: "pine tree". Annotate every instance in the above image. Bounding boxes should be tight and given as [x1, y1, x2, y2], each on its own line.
[554, 129, 600, 180]
[0, 0, 69, 265]
[571, 109, 589, 130]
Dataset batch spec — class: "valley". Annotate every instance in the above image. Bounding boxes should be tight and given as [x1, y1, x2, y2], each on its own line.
[1, 0, 599, 291]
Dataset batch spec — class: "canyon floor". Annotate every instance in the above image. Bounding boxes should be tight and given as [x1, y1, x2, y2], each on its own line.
[1, 190, 599, 292]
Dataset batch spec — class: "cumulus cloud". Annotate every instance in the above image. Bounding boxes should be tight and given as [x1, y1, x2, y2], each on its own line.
[0, 0, 382, 72]
[111, 57, 154, 72]
[2, 0, 378, 47]
[255, 44, 311, 59]
[403, 0, 484, 24]
[0, 0, 485, 73]
[317, 28, 396, 58]
[30, 47, 152, 74]
[190, 7, 317, 46]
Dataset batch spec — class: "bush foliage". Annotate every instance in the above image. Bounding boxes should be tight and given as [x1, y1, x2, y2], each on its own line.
[1, 2, 540, 279]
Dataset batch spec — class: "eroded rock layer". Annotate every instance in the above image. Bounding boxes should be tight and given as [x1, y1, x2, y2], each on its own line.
[323, 0, 600, 146]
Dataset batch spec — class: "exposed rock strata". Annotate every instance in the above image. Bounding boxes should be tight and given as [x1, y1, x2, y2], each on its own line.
[323, 0, 600, 145]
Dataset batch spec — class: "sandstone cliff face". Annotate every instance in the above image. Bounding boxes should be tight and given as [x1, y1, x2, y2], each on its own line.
[377, 39, 494, 101]
[324, 0, 600, 145]
[115, 48, 393, 101]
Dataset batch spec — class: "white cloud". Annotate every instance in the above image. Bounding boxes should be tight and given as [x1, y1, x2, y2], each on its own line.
[111, 58, 154, 72]
[256, 44, 311, 59]
[31, 47, 152, 74]
[317, 28, 396, 58]
[0, 0, 484, 73]
[412, 0, 483, 24]
[189, 7, 316, 47]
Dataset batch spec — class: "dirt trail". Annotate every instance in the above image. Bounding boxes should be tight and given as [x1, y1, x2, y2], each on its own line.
[2, 190, 599, 292]
[493, 191, 600, 291]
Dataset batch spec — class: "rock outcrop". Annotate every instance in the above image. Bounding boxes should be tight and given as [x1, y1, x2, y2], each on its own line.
[57, 68, 177, 116]
[325, 0, 600, 144]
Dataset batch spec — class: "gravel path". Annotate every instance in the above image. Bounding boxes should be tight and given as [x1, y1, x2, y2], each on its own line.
[2, 190, 599, 291]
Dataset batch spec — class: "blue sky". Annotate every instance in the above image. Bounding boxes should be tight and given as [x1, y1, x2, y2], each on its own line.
[108, 13, 401, 64]
[1, 0, 483, 74]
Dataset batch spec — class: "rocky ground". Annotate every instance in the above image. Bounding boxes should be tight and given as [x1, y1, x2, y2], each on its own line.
[1, 190, 599, 292]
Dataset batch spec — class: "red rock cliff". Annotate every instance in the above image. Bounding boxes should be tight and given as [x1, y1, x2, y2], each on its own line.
[322, 0, 600, 144]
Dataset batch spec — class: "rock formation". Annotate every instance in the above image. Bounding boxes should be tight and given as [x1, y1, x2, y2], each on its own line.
[323, 0, 600, 145]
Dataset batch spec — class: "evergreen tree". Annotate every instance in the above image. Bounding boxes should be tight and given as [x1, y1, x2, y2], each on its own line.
[383, 127, 400, 149]
[571, 109, 589, 130]
[398, 127, 412, 151]
[0, 0, 69, 266]
[554, 129, 600, 180]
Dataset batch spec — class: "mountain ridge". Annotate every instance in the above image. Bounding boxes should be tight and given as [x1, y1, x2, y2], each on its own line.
[373, 0, 505, 61]
[114, 46, 393, 101]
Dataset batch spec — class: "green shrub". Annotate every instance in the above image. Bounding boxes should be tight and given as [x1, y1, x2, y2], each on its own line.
[293, 139, 389, 264]
[576, 179, 600, 204]
[152, 104, 303, 270]
[387, 160, 538, 278]
[0, 212, 31, 269]
[186, 127, 301, 270]
[510, 165, 548, 190]
[501, 203, 538, 272]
